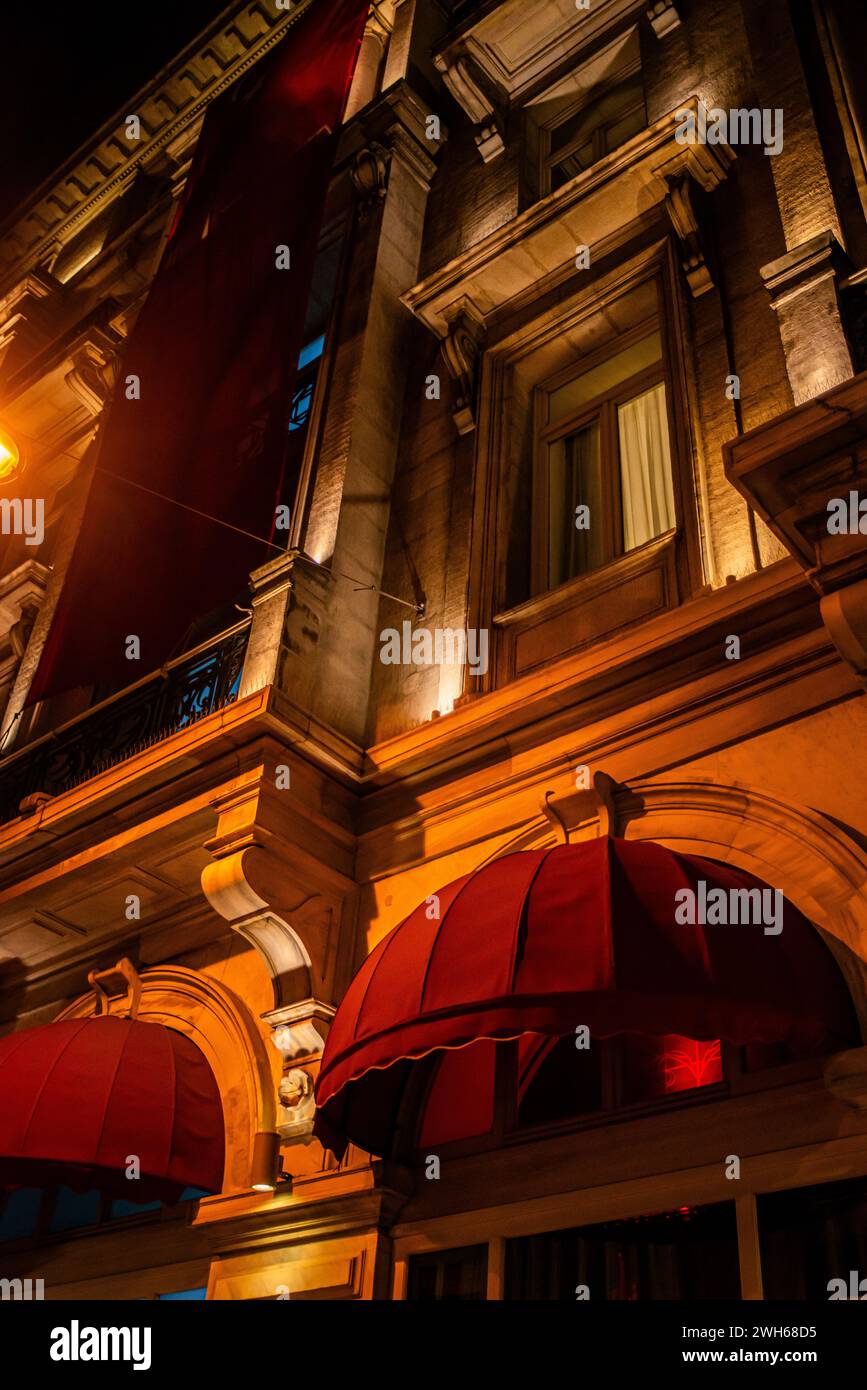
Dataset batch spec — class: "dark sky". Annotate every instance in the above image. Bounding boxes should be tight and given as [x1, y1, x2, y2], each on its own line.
[0, 0, 231, 217]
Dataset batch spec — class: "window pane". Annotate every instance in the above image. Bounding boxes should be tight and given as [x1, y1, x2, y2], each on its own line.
[549, 332, 661, 422]
[517, 1034, 604, 1127]
[605, 100, 647, 154]
[620, 1034, 723, 1105]
[617, 381, 675, 550]
[551, 142, 595, 188]
[407, 1245, 488, 1301]
[549, 74, 645, 156]
[548, 419, 603, 587]
[49, 1186, 102, 1233]
[759, 1177, 867, 1299]
[505, 1203, 739, 1300]
[0, 1187, 42, 1242]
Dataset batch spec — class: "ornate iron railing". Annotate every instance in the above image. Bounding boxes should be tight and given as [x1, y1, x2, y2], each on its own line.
[0, 620, 250, 826]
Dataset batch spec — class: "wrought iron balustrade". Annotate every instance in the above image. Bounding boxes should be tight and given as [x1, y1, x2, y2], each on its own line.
[0, 620, 250, 826]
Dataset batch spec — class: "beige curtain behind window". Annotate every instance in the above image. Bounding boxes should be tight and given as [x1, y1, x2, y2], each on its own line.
[617, 382, 676, 552]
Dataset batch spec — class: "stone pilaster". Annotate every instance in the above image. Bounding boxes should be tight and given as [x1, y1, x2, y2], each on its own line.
[760, 232, 855, 405]
[301, 82, 444, 744]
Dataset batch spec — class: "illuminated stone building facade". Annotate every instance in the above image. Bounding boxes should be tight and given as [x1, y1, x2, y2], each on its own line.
[2, 0, 867, 1301]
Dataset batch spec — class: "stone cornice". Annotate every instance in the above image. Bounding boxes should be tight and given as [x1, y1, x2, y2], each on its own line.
[0, 0, 315, 294]
[403, 98, 734, 337]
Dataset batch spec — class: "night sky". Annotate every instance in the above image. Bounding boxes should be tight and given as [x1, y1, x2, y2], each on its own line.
[0, 0, 230, 220]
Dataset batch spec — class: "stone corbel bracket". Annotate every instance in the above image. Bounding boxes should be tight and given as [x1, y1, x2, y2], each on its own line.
[646, 2, 682, 38]
[64, 329, 119, 416]
[440, 303, 485, 435]
[664, 171, 714, 298]
[201, 774, 348, 1011]
[434, 52, 504, 163]
[264, 998, 335, 1141]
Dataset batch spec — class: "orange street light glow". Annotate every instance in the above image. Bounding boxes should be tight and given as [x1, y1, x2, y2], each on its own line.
[0, 427, 21, 482]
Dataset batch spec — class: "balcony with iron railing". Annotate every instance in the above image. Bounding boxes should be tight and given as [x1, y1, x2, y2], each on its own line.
[0, 617, 250, 827]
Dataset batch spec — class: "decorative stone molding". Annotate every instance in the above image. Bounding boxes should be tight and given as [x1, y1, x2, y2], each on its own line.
[201, 838, 317, 1009]
[665, 172, 713, 297]
[646, 1, 681, 38]
[0, 269, 66, 377]
[0, 561, 50, 639]
[265, 998, 335, 1060]
[350, 142, 391, 207]
[201, 763, 352, 1011]
[0, 1, 303, 293]
[64, 331, 118, 415]
[760, 231, 855, 406]
[403, 98, 734, 338]
[433, 0, 642, 107]
[265, 998, 335, 1141]
[723, 369, 867, 682]
[440, 305, 485, 434]
[238, 548, 332, 705]
[355, 81, 442, 195]
[434, 54, 504, 163]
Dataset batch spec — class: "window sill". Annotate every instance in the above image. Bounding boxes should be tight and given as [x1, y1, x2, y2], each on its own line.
[493, 529, 678, 681]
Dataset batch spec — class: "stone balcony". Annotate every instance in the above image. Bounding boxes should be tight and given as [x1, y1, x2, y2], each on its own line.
[724, 369, 867, 680]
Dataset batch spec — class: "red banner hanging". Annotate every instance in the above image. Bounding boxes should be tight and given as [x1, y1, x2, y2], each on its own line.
[28, 0, 368, 704]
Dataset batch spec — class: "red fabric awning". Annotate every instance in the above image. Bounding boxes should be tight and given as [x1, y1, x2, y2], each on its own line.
[0, 1015, 224, 1202]
[314, 837, 859, 1157]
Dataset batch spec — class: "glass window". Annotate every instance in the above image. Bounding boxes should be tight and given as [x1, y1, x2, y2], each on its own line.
[759, 1177, 867, 1299]
[548, 332, 661, 423]
[546, 73, 647, 192]
[407, 1244, 488, 1301]
[505, 1202, 740, 1300]
[516, 1034, 723, 1131]
[49, 1187, 102, 1233]
[540, 333, 676, 591]
[157, 1287, 208, 1301]
[0, 1187, 42, 1242]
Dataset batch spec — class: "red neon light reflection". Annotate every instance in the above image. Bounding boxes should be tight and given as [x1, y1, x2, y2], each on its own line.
[659, 1034, 722, 1092]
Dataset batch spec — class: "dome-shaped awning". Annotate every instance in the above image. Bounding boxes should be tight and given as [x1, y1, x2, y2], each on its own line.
[0, 1015, 224, 1202]
[314, 837, 859, 1157]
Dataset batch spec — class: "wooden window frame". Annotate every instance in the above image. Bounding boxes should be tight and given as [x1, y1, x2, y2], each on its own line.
[541, 71, 647, 195]
[532, 322, 672, 595]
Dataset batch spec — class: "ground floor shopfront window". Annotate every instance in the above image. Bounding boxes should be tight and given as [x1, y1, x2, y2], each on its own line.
[404, 1176, 867, 1300]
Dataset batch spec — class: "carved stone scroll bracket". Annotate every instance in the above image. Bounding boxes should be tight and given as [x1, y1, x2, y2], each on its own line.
[350, 141, 391, 209]
[440, 305, 485, 435]
[665, 172, 714, 297]
[820, 581, 867, 688]
[64, 331, 118, 415]
[434, 53, 504, 163]
[201, 844, 317, 1009]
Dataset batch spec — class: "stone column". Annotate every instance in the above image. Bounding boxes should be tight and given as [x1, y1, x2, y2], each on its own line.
[343, 14, 390, 123]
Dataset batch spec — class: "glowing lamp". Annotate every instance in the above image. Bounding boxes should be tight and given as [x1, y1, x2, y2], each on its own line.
[0, 426, 20, 482]
[250, 1130, 281, 1191]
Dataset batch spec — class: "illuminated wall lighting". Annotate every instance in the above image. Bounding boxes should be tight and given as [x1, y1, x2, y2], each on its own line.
[0, 426, 21, 483]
